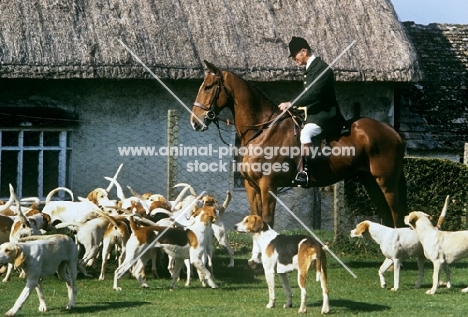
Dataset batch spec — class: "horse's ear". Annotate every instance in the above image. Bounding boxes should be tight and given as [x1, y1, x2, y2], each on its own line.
[204, 60, 221, 76]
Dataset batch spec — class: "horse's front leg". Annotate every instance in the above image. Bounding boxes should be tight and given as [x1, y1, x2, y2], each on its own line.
[244, 180, 263, 267]
[245, 179, 261, 216]
[260, 182, 277, 228]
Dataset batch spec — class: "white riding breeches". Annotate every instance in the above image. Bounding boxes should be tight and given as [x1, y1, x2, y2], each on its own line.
[300, 123, 322, 144]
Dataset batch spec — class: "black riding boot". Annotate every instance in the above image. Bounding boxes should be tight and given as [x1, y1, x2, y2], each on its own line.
[293, 143, 312, 187]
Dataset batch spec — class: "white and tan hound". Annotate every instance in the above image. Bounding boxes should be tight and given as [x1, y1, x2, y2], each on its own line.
[405, 211, 468, 294]
[113, 206, 218, 291]
[0, 234, 78, 316]
[234, 215, 329, 314]
[350, 220, 425, 290]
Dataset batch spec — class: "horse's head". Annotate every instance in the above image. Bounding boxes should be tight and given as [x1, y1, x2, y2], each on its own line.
[191, 61, 232, 131]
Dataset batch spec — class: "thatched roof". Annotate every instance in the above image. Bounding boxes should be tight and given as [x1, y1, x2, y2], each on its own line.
[399, 22, 468, 153]
[0, 0, 421, 82]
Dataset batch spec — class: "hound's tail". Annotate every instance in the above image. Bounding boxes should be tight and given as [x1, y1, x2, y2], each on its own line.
[129, 216, 139, 233]
[44, 187, 75, 204]
[435, 195, 450, 230]
[315, 247, 327, 282]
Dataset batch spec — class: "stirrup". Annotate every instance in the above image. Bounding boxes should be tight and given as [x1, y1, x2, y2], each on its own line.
[292, 171, 308, 188]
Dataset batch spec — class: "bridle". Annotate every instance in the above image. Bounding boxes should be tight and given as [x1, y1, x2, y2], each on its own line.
[193, 73, 232, 144]
[193, 72, 295, 145]
[193, 73, 225, 128]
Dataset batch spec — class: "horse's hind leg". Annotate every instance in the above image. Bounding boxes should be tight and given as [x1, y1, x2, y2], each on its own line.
[358, 173, 395, 227]
[396, 173, 409, 225]
[380, 172, 407, 228]
[363, 166, 407, 228]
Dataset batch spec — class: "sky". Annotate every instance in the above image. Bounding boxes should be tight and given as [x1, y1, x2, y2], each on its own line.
[390, 0, 468, 25]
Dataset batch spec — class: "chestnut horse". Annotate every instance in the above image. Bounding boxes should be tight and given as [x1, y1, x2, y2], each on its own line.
[191, 61, 407, 228]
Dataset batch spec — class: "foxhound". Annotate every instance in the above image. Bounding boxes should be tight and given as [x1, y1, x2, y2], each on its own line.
[405, 211, 468, 294]
[113, 206, 218, 291]
[0, 215, 13, 276]
[0, 234, 78, 316]
[0, 185, 40, 217]
[98, 214, 130, 281]
[350, 220, 425, 290]
[234, 215, 329, 314]
[7, 184, 51, 243]
[3, 185, 50, 282]
[42, 187, 109, 225]
[56, 216, 112, 277]
[200, 193, 234, 267]
[0, 215, 13, 244]
[106, 178, 192, 216]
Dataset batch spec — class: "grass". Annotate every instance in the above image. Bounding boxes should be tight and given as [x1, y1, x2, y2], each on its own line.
[1, 230, 468, 316]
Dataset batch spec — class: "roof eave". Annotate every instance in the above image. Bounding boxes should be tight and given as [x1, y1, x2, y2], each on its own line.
[0, 65, 423, 82]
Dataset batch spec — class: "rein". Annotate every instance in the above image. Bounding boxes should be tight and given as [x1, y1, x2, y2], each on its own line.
[241, 112, 289, 145]
[194, 73, 300, 145]
[238, 107, 302, 145]
[193, 77, 233, 145]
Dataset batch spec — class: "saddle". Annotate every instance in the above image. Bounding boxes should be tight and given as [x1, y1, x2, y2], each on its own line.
[289, 107, 351, 188]
[289, 107, 351, 148]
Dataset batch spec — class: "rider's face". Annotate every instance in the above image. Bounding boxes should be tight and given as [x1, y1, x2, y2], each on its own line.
[292, 49, 308, 66]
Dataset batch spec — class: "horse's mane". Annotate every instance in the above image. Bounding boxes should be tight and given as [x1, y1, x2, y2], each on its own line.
[229, 71, 278, 109]
[247, 83, 277, 107]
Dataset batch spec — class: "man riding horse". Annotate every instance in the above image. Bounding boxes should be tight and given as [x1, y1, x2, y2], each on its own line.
[191, 53, 407, 228]
[279, 36, 346, 187]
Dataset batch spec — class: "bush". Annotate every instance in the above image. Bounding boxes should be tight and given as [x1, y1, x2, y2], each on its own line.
[345, 157, 468, 231]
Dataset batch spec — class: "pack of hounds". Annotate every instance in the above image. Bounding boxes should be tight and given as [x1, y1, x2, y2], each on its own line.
[0, 163, 467, 316]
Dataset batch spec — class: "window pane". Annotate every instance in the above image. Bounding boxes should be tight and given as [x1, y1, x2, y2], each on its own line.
[67, 132, 72, 148]
[1, 131, 19, 147]
[66, 149, 72, 188]
[23, 151, 39, 197]
[0, 151, 18, 197]
[43, 150, 60, 194]
[0, 130, 70, 199]
[44, 131, 60, 146]
[24, 131, 40, 146]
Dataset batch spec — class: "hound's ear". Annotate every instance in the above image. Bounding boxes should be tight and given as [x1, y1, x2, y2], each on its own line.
[204, 60, 221, 76]
[42, 213, 51, 227]
[87, 190, 97, 204]
[408, 214, 418, 229]
[355, 221, 369, 235]
[14, 246, 26, 268]
[252, 215, 266, 232]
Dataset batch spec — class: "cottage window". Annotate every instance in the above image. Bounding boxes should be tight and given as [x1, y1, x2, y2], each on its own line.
[0, 129, 72, 199]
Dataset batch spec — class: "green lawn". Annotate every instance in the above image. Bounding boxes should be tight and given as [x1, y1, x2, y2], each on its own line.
[1, 231, 468, 316]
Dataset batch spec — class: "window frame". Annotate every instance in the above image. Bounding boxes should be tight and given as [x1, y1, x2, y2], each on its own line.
[0, 128, 72, 200]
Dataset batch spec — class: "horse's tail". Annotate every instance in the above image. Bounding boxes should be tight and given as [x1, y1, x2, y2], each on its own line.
[398, 169, 409, 218]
